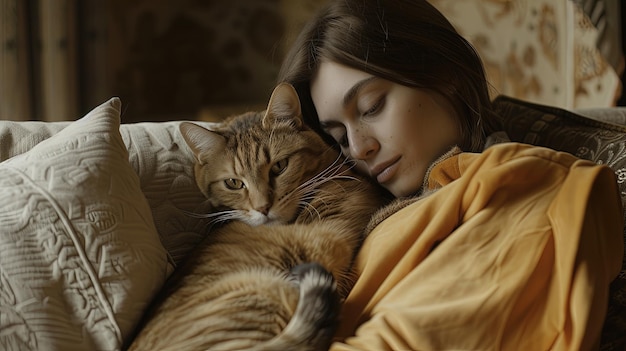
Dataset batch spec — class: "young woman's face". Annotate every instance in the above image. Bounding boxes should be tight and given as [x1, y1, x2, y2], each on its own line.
[311, 61, 461, 197]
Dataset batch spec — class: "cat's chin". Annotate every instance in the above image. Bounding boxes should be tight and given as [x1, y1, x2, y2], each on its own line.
[242, 212, 281, 227]
[242, 214, 288, 227]
[237, 211, 289, 227]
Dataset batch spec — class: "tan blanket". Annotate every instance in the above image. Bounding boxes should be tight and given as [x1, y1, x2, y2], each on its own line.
[332, 143, 623, 351]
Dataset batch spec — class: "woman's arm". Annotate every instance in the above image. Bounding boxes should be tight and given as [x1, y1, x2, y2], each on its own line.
[331, 143, 623, 351]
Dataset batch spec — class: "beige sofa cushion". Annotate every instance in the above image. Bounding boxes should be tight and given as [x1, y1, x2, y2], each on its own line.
[0, 98, 170, 350]
[0, 114, 218, 266]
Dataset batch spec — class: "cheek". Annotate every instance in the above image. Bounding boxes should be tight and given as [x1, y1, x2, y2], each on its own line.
[383, 114, 414, 147]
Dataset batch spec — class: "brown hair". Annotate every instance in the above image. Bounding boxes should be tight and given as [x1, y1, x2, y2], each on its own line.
[277, 0, 500, 152]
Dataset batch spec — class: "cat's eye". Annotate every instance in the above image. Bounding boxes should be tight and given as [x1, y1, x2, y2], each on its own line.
[224, 178, 245, 190]
[271, 158, 288, 175]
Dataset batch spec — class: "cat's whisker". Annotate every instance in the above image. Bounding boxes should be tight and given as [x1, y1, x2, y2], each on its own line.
[320, 155, 349, 177]
[307, 192, 336, 210]
[201, 213, 243, 232]
[331, 174, 360, 182]
[324, 156, 358, 179]
[299, 201, 322, 220]
[299, 194, 320, 206]
[294, 164, 358, 200]
[297, 203, 315, 218]
[296, 166, 342, 193]
[183, 209, 239, 219]
[184, 209, 249, 233]
[291, 186, 322, 206]
[297, 154, 343, 187]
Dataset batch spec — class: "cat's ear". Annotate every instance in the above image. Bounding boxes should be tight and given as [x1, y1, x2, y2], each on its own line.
[179, 122, 225, 163]
[262, 83, 304, 129]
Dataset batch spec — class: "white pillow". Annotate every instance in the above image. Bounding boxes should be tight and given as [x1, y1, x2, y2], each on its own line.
[119, 121, 215, 265]
[0, 117, 218, 267]
[0, 98, 171, 350]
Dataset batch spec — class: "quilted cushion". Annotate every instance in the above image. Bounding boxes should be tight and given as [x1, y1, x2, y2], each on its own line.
[493, 95, 626, 351]
[118, 121, 216, 265]
[0, 98, 170, 350]
[0, 118, 219, 267]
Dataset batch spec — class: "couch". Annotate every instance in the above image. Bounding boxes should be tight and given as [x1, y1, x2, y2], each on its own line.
[0, 97, 624, 350]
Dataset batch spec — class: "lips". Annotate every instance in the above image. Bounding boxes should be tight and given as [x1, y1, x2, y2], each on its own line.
[371, 156, 401, 184]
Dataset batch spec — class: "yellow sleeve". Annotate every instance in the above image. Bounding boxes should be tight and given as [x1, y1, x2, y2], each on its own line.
[331, 143, 623, 351]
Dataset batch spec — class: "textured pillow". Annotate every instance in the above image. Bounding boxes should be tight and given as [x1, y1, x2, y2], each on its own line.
[119, 121, 217, 265]
[0, 119, 218, 266]
[0, 98, 170, 350]
[493, 95, 626, 351]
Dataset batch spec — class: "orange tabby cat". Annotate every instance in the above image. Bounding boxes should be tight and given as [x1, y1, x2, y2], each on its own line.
[127, 83, 390, 351]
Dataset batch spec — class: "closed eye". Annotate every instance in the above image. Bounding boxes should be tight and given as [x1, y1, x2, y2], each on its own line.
[362, 96, 385, 117]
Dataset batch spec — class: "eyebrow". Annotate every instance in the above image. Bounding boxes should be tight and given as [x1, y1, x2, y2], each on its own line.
[342, 76, 379, 108]
[319, 76, 380, 130]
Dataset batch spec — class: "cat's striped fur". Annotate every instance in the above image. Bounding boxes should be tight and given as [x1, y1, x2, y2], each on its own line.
[127, 83, 390, 350]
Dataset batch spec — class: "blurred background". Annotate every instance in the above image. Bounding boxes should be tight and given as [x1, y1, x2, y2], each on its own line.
[1, 0, 624, 122]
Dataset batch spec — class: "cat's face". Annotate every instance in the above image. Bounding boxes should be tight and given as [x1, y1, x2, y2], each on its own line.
[180, 83, 341, 226]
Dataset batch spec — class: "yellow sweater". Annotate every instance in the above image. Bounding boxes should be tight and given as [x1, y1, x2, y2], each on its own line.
[331, 143, 623, 351]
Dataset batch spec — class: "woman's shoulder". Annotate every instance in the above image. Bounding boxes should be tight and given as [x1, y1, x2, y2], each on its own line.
[428, 141, 609, 190]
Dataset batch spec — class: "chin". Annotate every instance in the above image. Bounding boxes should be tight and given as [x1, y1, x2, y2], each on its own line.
[388, 183, 422, 198]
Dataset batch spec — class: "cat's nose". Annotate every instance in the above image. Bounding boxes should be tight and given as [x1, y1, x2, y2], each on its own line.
[256, 204, 271, 215]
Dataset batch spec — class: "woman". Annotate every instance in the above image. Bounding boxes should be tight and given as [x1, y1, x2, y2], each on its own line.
[278, 0, 624, 350]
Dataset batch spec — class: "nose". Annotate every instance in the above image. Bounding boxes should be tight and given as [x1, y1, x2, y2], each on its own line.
[347, 127, 379, 160]
[255, 204, 271, 215]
